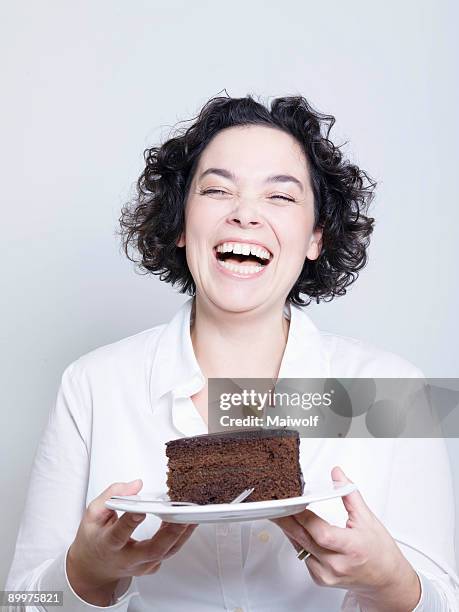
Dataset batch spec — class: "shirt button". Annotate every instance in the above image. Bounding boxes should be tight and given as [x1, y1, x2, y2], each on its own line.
[233, 608, 244, 612]
[258, 530, 270, 543]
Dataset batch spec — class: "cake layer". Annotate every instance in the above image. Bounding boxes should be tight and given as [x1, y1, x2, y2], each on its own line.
[165, 428, 304, 504]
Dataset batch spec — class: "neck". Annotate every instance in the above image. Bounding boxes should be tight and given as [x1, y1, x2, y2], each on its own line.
[190, 296, 290, 380]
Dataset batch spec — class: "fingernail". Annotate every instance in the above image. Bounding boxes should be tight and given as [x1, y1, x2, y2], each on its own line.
[132, 513, 145, 522]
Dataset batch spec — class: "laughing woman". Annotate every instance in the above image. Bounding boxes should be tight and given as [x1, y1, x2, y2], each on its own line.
[6, 95, 459, 611]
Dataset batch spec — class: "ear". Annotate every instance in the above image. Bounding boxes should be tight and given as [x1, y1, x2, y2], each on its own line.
[176, 232, 185, 248]
[306, 226, 323, 260]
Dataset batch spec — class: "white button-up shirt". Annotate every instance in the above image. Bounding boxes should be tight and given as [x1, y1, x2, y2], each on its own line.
[6, 298, 459, 611]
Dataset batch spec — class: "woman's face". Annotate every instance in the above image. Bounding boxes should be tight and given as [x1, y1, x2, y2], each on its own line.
[178, 125, 322, 314]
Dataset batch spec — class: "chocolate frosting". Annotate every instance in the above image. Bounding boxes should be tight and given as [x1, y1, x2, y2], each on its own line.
[166, 427, 299, 449]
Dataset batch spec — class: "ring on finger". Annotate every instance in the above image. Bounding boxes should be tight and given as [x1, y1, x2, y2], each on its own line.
[297, 548, 312, 561]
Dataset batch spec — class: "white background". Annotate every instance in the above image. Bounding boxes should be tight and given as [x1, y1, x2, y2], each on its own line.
[1, 0, 458, 587]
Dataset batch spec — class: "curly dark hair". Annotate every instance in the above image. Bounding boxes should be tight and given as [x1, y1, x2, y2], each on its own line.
[118, 93, 376, 306]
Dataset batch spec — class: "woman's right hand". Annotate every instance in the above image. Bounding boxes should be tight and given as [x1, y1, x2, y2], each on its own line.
[66, 479, 197, 606]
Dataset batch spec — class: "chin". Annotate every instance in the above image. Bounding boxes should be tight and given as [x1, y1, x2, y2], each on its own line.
[205, 287, 274, 315]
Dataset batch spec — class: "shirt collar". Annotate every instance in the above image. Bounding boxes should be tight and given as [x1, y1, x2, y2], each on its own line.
[150, 297, 330, 404]
[277, 301, 330, 380]
[150, 298, 202, 402]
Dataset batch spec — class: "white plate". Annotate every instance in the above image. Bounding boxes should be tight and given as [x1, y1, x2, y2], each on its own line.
[105, 481, 356, 524]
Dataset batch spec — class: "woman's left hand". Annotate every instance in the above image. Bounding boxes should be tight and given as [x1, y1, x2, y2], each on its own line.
[272, 466, 421, 612]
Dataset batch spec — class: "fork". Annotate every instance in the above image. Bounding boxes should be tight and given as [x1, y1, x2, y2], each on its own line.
[110, 487, 255, 506]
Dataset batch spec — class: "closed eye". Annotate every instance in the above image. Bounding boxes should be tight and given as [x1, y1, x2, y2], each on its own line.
[200, 189, 228, 196]
[200, 189, 295, 202]
[270, 194, 295, 202]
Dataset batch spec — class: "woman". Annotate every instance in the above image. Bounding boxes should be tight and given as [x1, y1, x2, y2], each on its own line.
[6, 94, 458, 610]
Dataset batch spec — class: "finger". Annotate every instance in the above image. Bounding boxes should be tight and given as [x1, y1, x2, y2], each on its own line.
[131, 560, 162, 577]
[285, 532, 303, 553]
[104, 511, 147, 550]
[331, 466, 368, 523]
[162, 523, 198, 559]
[86, 479, 143, 526]
[273, 516, 325, 559]
[305, 554, 341, 588]
[279, 526, 313, 555]
[278, 519, 346, 580]
[130, 522, 194, 564]
[283, 525, 344, 581]
[294, 509, 349, 553]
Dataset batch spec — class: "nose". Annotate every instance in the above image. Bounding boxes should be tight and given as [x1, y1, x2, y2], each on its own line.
[226, 199, 263, 229]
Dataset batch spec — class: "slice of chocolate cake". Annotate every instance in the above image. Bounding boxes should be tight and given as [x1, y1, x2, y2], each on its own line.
[165, 428, 304, 504]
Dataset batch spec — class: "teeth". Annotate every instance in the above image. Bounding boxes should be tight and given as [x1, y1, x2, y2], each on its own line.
[215, 242, 271, 260]
[251, 245, 270, 259]
[218, 260, 263, 275]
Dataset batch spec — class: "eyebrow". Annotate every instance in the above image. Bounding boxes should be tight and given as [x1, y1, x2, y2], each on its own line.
[198, 167, 304, 193]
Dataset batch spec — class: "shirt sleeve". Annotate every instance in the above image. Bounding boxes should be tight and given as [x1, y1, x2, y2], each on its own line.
[413, 571, 456, 610]
[341, 434, 459, 611]
[4, 363, 138, 611]
[341, 570, 454, 611]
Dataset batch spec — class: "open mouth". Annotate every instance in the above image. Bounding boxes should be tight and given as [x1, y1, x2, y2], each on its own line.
[213, 241, 272, 276]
